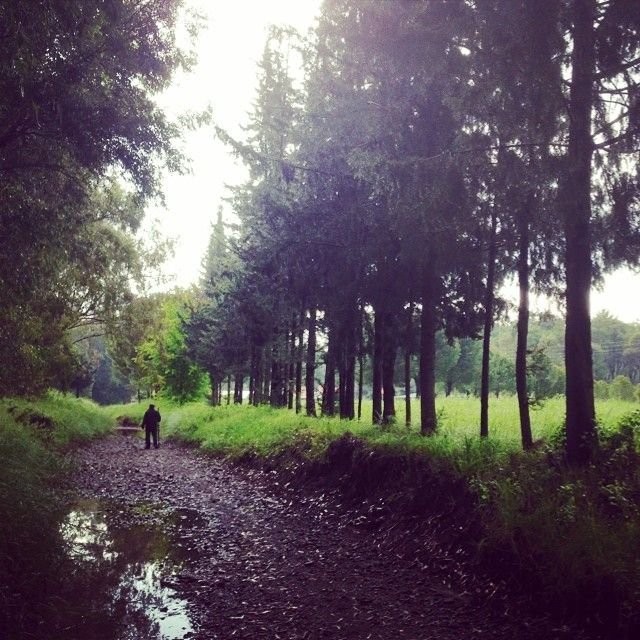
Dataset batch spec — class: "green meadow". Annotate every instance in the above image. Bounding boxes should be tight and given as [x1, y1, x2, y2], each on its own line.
[134, 394, 640, 467]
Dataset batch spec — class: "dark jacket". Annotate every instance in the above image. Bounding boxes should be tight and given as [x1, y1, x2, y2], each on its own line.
[142, 407, 161, 429]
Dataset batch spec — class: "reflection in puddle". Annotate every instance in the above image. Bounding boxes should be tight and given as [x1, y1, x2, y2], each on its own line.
[60, 499, 194, 639]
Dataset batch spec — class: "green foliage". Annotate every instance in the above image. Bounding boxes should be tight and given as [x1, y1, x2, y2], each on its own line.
[595, 379, 611, 400]
[91, 353, 134, 406]
[489, 353, 516, 397]
[134, 292, 207, 402]
[107, 293, 168, 390]
[0, 393, 113, 631]
[527, 345, 565, 402]
[610, 375, 637, 402]
[0, 1, 192, 397]
[0, 392, 113, 447]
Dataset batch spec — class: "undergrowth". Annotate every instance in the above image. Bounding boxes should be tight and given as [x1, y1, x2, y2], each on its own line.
[0, 392, 113, 636]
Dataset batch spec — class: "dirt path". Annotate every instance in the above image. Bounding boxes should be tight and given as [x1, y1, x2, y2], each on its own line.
[71, 434, 570, 640]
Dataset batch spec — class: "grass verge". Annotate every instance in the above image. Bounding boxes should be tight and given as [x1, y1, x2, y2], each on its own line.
[0, 392, 113, 637]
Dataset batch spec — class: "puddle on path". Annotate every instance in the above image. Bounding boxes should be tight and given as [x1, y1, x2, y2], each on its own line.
[60, 499, 195, 640]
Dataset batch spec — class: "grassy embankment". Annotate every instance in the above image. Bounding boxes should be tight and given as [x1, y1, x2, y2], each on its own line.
[129, 393, 639, 636]
[0, 392, 112, 635]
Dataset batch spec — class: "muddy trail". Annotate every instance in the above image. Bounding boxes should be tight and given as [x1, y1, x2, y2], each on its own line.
[67, 433, 575, 640]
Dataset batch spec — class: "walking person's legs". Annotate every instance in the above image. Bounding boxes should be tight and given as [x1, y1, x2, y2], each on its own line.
[152, 424, 159, 449]
[145, 426, 151, 449]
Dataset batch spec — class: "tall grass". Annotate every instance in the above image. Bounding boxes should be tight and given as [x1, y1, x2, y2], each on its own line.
[160, 394, 637, 464]
[0, 392, 114, 635]
[0, 390, 113, 446]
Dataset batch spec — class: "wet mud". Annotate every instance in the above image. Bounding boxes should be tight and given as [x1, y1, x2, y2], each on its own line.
[68, 433, 580, 640]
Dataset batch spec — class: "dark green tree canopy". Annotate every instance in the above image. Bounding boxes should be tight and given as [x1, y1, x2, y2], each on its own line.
[0, 0, 193, 395]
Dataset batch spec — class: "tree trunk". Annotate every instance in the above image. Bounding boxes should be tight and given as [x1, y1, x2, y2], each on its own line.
[357, 354, 364, 420]
[254, 346, 264, 405]
[209, 373, 217, 406]
[288, 321, 296, 410]
[226, 374, 231, 405]
[263, 347, 271, 404]
[357, 306, 364, 420]
[305, 307, 317, 417]
[345, 351, 356, 419]
[564, 0, 597, 465]
[270, 336, 282, 407]
[322, 326, 336, 417]
[338, 317, 356, 420]
[382, 314, 396, 423]
[234, 374, 244, 404]
[516, 204, 534, 449]
[295, 313, 303, 413]
[480, 207, 497, 438]
[249, 349, 256, 405]
[420, 259, 438, 435]
[404, 304, 413, 427]
[372, 308, 383, 424]
[338, 334, 347, 418]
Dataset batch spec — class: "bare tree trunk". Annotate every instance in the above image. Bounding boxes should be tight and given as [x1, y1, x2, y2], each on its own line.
[270, 336, 281, 407]
[480, 207, 497, 438]
[343, 321, 356, 420]
[564, 0, 597, 465]
[372, 308, 383, 424]
[382, 314, 396, 423]
[255, 346, 264, 405]
[288, 320, 296, 410]
[234, 374, 244, 404]
[404, 303, 413, 427]
[249, 347, 256, 405]
[516, 204, 533, 449]
[357, 355, 364, 420]
[357, 310, 365, 421]
[209, 373, 217, 406]
[295, 312, 303, 413]
[322, 326, 336, 417]
[338, 334, 347, 418]
[305, 307, 317, 417]
[420, 259, 438, 435]
[345, 353, 356, 420]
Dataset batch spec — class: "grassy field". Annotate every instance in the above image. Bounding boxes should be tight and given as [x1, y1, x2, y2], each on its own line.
[119, 394, 639, 470]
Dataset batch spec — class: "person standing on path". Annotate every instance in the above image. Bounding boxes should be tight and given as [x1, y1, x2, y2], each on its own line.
[140, 403, 161, 449]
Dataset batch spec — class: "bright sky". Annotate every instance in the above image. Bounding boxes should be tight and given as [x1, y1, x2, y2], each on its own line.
[147, 0, 321, 288]
[149, 0, 640, 325]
